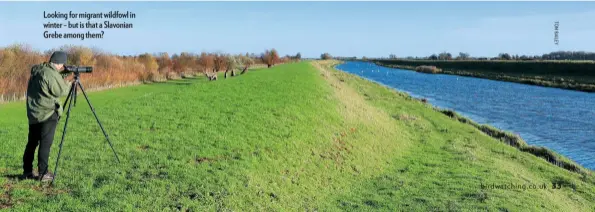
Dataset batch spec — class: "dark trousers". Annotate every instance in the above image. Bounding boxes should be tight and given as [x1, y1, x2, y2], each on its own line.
[23, 112, 59, 175]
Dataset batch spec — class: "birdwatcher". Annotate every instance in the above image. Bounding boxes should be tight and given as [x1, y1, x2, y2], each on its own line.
[23, 51, 72, 182]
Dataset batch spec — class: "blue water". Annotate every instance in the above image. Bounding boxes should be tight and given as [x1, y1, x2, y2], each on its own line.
[336, 61, 595, 170]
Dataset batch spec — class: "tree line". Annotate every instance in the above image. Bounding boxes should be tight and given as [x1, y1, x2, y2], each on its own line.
[0, 44, 303, 102]
[385, 51, 595, 61]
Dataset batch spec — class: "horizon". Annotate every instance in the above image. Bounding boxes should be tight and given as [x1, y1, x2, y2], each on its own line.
[1, 2, 594, 58]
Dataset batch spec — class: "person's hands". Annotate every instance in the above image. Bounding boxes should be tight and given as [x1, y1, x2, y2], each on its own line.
[63, 73, 74, 81]
[61, 73, 71, 79]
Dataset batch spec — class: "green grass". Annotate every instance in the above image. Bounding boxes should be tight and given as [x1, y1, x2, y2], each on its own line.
[0, 61, 594, 211]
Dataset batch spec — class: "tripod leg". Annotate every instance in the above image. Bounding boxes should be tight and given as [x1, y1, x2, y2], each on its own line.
[77, 82, 121, 163]
[73, 84, 78, 107]
[50, 86, 76, 186]
[62, 82, 76, 109]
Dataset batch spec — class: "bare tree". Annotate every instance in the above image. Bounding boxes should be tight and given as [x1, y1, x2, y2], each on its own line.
[261, 49, 280, 68]
[225, 55, 240, 78]
[240, 56, 254, 75]
[499, 53, 512, 60]
[321, 53, 332, 60]
[155, 52, 173, 74]
[438, 52, 452, 60]
[199, 53, 217, 81]
[456, 52, 470, 60]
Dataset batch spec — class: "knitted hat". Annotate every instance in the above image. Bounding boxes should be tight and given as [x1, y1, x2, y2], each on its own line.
[49, 51, 67, 64]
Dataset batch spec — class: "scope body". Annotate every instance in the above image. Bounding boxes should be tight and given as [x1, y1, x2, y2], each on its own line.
[65, 65, 93, 73]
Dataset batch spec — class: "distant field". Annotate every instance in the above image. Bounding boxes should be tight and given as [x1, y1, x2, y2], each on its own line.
[372, 59, 595, 92]
[0, 62, 593, 210]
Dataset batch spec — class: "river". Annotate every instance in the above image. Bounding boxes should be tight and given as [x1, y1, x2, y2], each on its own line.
[335, 61, 595, 170]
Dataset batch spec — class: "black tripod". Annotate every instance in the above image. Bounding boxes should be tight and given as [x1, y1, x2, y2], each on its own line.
[48, 72, 120, 185]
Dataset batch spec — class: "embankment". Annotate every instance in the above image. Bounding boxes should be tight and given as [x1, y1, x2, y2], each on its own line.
[372, 59, 595, 92]
[321, 60, 595, 210]
[436, 109, 589, 175]
[0, 61, 593, 210]
[329, 60, 592, 175]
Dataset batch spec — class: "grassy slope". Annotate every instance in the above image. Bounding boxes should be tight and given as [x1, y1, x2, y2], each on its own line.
[0, 61, 593, 211]
[314, 61, 594, 211]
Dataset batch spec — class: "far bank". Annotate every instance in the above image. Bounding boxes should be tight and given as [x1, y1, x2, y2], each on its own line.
[369, 59, 595, 93]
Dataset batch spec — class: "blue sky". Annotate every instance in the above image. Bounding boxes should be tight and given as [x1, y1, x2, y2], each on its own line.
[0, 2, 594, 58]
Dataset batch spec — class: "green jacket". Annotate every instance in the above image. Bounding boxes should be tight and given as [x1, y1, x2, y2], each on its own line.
[26, 62, 71, 124]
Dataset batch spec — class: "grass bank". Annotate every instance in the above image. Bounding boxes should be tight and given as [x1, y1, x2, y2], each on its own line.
[435, 109, 589, 175]
[372, 59, 595, 92]
[0, 62, 593, 210]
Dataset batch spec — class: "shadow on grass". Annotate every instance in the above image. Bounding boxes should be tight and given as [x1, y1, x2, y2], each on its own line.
[153, 78, 202, 86]
[166, 81, 193, 85]
[2, 174, 23, 181]
[1, 173, 70, 209]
